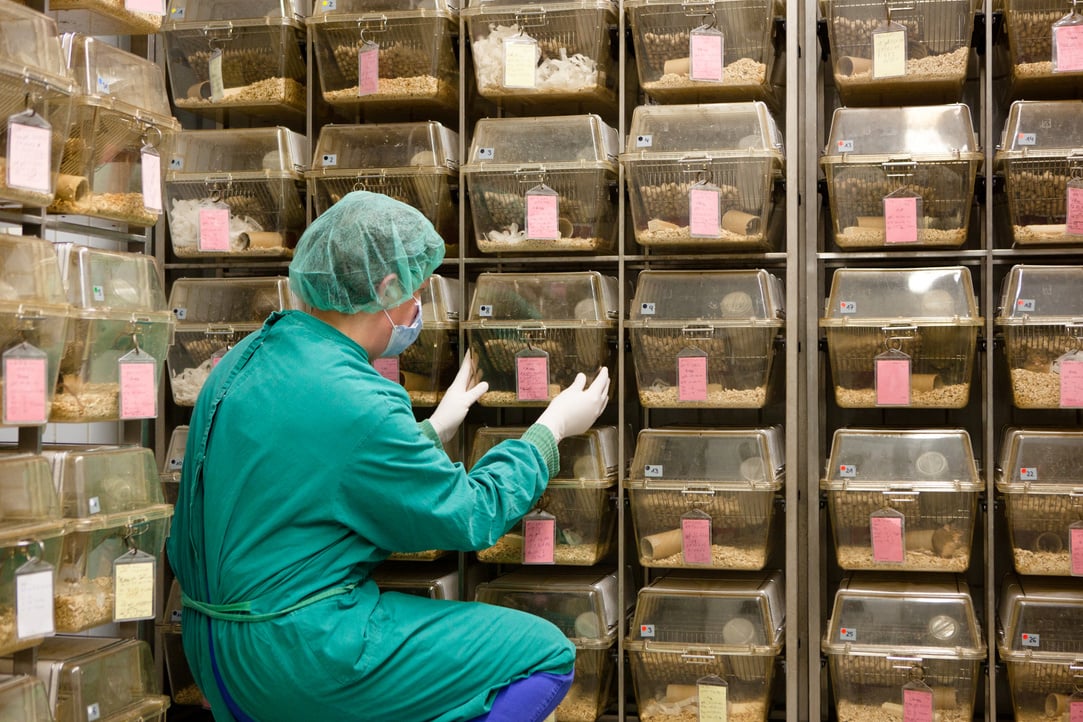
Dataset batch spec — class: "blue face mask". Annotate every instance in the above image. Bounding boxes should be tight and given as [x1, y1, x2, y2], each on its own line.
[380, 296, 422, 358]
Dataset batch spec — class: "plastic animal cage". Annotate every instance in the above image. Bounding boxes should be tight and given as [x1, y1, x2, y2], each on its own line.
[1003, 0, 1083, 96]
[0, 675, 52, 722]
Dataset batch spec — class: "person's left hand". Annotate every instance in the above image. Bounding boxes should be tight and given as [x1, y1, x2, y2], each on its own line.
[427, 351, 488, 443]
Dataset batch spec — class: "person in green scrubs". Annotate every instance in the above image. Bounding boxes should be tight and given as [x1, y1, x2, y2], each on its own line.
[168, 191, 610, 722]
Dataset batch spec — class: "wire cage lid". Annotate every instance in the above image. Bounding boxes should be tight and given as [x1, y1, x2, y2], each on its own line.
[998, 574, 1083, 660]
[627, 427, 784, 489]
[820, 266, 982, 326]
[995, 100, 1083, 164]
[621, 102, 784, 163]
[822, 104, 982, 164]
[308, 0, 458, 20]
[995, 264, 1083, 325]
[462, 0, 617, 13]
[821, 428, 980, 491]
[163, 0, 307, 27]
[995, 428, 1083, 491]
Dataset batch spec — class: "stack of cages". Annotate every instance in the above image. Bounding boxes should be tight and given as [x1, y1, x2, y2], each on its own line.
[469, 426, 619, 566]
[475, 567, 633, 722]
[0, 235, 71, 427]
[164, 127, 308, 259]
[820, 105, 983, 250]
[625, 0, 782, 107]
[166, 277, 293, 406]
[461, 0, 618, 112]
[0, 636, 170, 722]
[994, 265, 1083, 409]
[0, 455, 66, 656]
[0, 2, 76, 209]
[0, 675, 52, 722]
[462, 271, 618, 406]
[388, 274, 458, 407]
[307, 0, 459, 114]
[51, 245, 174, 423]
[821, 429, 982, 572]
[820, 266, 983, 409]
[307, 122, 460, 256]
[159, 425, 187, 506]
[625, 570, 785, 722]
[824, 0, 974, 106]
[621, 102, 785, 252]
[998, 575, 1083, 720]
[626, 428, 784, 571]
[996, 429, 1083, 577]
[461, 115, 619, 255]
[51, 35, 180, 227]
[156, 579, 205, 707]
[48, 0, 165, 35]
[1003, 0, 1083, 98]
[627, 269, 785, 408]
[822, 574, 986, 721]
[994, 101, 1083, 247]
[161, 0, 308, 120]
[47, 446, 173, 634]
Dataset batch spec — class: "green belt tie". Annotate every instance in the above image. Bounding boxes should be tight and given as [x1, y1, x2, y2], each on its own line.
[182, 582, 359, 622]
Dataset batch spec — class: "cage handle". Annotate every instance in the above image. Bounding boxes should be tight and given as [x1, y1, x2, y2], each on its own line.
[514, 6, 547, 28]
[881, 158, 917, 179]
[680, 653, 717, 664]
[357, 14, 388, 33]
[681, 487, 717, 497]
[681, 324, 715, 339]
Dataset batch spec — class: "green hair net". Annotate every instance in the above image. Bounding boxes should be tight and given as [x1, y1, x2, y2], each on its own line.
[289, 191, 445, 314]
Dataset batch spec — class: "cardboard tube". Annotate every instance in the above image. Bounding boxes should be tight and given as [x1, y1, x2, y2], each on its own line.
[856, 216, 886, 229]
[55, 173, 88, 201]
[558, 217, 573, 238]
[837, 56, 872, 76]
[239, 231, 285, 249]
[186, 81, 212, 100]
[722, 209, 760, 235]
[1036, 531, 1064, 553]
[640, 528, 683, 561]
[647, 218, 681, 232]
[663, 57, 691, 76]
[911, 373, 941, 393]
[1047, 693, 1071, 717]
[664, 684, 699, 704]
[400, 371, 430, 391]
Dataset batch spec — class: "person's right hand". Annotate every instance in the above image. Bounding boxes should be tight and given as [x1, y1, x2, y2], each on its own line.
[535, 367, 610, 442]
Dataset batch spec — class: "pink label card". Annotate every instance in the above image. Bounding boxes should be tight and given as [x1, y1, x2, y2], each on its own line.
[876, 357, 911, 406]
[1061, 360, 1083, 406]
[689, 186, 721, 238]
[903, 688, 934, 722]
[884, 196, 919, 244]
[125, 0, 166, 13]
[516, 355, 549, 401]
[358, 44, 379, 96]
[1056, 24, 1083, 72]
[681, 517, 713, 564]
[141, 150, 162, 212]
[7, 123, 51, 194]
[870, 515, 905, 563]
[523, 516, 555, 564]
[119, 361, 157, 419]
[198, 208, 231, 252]
[373, 357, 399, 383]
[526, 193, 560, 240]
[1067, 186, 1083, 235]
[1071, 700, 1083, 722]
[677, 354, 709, 402]
[689, 32, 724, 82]
[2, 356, 47, 425]
[1071, 527, 1083, 575]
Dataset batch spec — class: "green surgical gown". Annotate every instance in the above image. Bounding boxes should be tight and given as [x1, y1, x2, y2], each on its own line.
[167, 310, 574, 721]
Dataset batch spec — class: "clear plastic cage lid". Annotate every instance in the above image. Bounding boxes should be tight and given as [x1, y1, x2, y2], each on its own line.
[0, 675, 51, 722]
[463, 272, 619, 326]
[54, 244, 168, 313]
[0, 234, 69, 308]
[822, 105, 982, 162]
[169, 127, 309, 176]
[622, 102, 784, 160]
[474, 566, 631, 646]
[161, 578, 182, 629]
[310, 0, 457, 17]
[995, 100, 1083, 163]
[167, 277, 291, 326]
[823, 573, 985, 657]
[821, 267, 981, 325]
[463, 115, 618, 169]
[62, 34, 175, 122]
[0, 2, 71, 84]
[998, 574, 1083, 658]
[311, 123, 459, 172]
[463, 0, 616, 11]
[164, 0, 306, 25]
[627, 427, 784, 489]
[627, 570, 785, 652]
[996, 428, 1083, 490]
[995, 265, 1083, 324]
[627, 270, 785, 326]
[421, 275, 459, 329]
[822, 428, 981, 490]
[48, 446, 167, 519]
[163, 425, 189, 475]
[470, 426, 618, 483]
[0, 454, 63, 542]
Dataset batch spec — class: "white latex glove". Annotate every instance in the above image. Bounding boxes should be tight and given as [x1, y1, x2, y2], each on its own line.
[535, 367, 610, 443]
[428, 351, 488, 443]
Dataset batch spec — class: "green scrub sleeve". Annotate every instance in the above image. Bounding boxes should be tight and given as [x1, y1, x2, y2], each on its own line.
[521, 424, 560, 478]
[417, 419, 442, 448]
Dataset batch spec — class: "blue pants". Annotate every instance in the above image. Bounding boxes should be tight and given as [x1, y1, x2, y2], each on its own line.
[467, 671, 574, 722]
